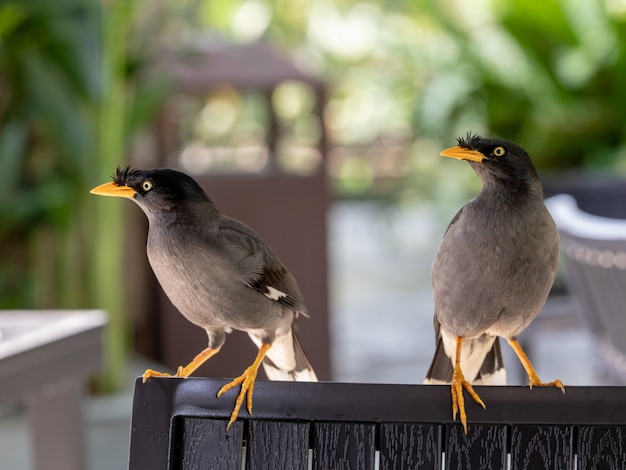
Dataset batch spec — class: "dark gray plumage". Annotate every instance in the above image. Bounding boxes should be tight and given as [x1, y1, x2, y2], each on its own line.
[424, 133, 564, 433]
[91, 167, 316, 428]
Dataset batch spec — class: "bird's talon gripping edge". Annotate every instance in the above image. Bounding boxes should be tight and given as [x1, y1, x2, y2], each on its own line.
[142, 368, 173, 382]
[451, 367, 486, 434]
[529, 377, 566, 393]
[555, 379, 566, 393]
[508, 339, 566, 394]
[142, 364, 192, 382]
[217, 368, 257, 430]
[448, 337, 488, 433]
[216, 343, 271, 430]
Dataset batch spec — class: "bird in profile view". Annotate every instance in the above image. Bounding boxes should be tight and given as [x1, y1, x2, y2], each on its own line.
[424, 133, 564, 433]
[91, 167, 317, 429]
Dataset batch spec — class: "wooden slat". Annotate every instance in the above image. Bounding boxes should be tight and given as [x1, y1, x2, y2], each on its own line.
[379, 423, 441, 470]
[170, 417, 243, 470]
[312, 422, 376, 470]
[510, 425, 573, 469]
[445, 424, 507, 469]
[577, 426, 626, 469]
[248, 420, 309, 470]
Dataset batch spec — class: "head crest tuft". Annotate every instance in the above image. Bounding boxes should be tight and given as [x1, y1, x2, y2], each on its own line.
[112, 166, 142, 186]
[456, 132, 483, 150]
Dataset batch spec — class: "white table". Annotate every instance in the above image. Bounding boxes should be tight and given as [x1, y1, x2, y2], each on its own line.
[0, 310, 107, 470]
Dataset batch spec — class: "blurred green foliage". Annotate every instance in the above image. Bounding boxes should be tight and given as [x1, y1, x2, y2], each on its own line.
[0, 0, 103, 308]
[0, 0, 165, 390]
[180, 0, 626, 198]
[425, 0, 626, 171]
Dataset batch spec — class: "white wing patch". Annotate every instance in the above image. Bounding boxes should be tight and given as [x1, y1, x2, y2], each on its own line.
[265, 286, 288, 301]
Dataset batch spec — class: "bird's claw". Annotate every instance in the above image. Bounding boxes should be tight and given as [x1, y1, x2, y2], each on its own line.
[529, 376, 566, 393]
[141, 367, 185, 383]
[217, 366, 259, 430]
[451, 369, 486, 434]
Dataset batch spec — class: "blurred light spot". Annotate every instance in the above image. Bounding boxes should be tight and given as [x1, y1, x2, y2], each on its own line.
[278, 145, 322, 175]
[328, 149, 375, 193]
[272, 81, 315, 120]
[555, 49, 595, 88]
[179, 143, 212, 174]
[235, 144, 269, 172]
[380, 120, 412, 147]
[472, 27, 532, 89]
[292, 47, 327, 76]
[307, 2, 380, 60]
[420, 73, 476, 132]
[584, 248, 600, 266]
[606, 0, 626, 16]
[198, 88, 240, 138]
[615, 252, 626, 270]
[232, 0, 271, 42]
[232, 121, 267, 143]
[294, 114, 322, 144]
[599, 251, 615, 269]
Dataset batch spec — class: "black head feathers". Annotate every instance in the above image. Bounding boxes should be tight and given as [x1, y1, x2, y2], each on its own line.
[112, 166, 142, 187]
[457, 132, 483, 150]
[452, 133, 542, 197]
[110, 166, 214, 213]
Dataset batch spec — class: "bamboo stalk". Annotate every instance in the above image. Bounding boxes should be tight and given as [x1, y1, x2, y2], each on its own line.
[90, 0, 132, 392]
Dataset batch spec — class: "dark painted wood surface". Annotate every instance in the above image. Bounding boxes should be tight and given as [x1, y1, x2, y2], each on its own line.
[311, 422, 376, 470]
[379, 423, 441, 470]
[129, 379, 626, 470]
[248, 420, 309, 470]
[577, 426, 626, 470]
[171, 418, 243, 470]
[511, 425, 573, 469]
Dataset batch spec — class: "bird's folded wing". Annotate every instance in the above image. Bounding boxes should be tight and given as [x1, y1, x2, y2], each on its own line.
[217, 218, 309, 314]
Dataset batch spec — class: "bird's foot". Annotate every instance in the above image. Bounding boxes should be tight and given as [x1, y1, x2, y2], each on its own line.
[141, 366, 185, 382]
[529, 375, 566, 393]
[217, 364, 260, 430]
[451, 368, 486, 434]
[141, 348, 221, 383]
[507, 339, 566, 394]
[216, 342, 271, 430]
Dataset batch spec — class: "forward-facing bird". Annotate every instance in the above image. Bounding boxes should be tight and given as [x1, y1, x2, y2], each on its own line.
[91, 167, 317, 429]
[424, 133, 564, 433]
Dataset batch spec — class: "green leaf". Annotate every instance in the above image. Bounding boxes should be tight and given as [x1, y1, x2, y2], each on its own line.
[0, 3, 27, 39]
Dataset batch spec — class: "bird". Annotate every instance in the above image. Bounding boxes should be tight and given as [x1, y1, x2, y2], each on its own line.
[424, 133, 565, 433]
[90, 166, 317, 429]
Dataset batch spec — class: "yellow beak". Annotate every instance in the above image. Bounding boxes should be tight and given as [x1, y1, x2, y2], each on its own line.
[440, 145, 486, 163]
[90, 181, 136, 199]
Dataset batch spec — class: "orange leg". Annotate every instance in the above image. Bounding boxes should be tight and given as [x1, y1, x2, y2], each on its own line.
[451, 336, 486, 434]
[142, 346, 220, 382]
[508, 339, 565, 392]
[217, 342, 272, 430]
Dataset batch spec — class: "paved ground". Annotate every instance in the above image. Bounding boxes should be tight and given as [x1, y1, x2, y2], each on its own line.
[0, 200, 614, 469]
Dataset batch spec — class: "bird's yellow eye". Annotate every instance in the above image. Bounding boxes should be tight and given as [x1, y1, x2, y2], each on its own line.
[142, 180, 153, 192]
[493, 146, 506, 157]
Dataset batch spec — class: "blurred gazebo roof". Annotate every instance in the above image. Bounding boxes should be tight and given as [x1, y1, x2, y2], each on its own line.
[154, 39, 326, 94]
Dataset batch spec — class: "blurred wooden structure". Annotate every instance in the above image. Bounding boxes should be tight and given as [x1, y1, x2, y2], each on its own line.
[0, 310, 106, 470]
[128, 40, 331, 380]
